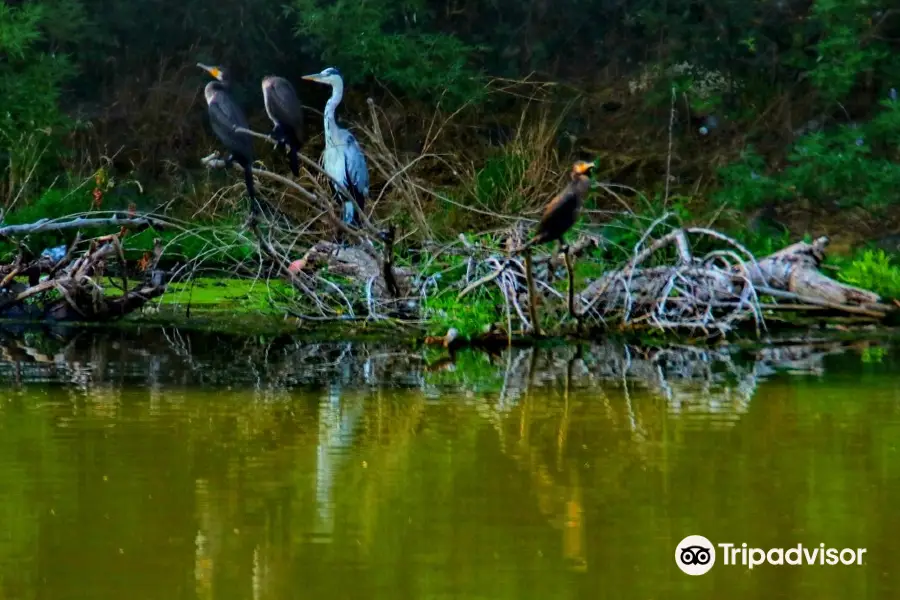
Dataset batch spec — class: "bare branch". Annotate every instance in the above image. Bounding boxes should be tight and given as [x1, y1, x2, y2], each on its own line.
[0, 215, 166, 238]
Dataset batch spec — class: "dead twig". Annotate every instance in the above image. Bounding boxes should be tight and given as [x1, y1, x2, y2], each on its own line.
[524, 249, 541, 336]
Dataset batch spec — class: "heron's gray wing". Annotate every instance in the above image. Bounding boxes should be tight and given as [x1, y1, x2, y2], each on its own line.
[264, 77, 304, 130]
[342, 131, 369, 201]
[208, 92, 253, 159]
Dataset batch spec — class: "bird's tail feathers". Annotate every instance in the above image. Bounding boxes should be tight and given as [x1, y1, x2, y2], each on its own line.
[342, 200, 355, 225]
[242, 164, 261, 215]
[288, 146, 300, 177]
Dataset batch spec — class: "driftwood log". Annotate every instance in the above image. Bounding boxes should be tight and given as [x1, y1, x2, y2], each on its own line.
[288, 240, 414, 294]
[741, 236, 883, 309]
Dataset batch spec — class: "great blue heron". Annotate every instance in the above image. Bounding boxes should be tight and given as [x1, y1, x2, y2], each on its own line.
[197, 63, 258, 213]
[262, 75, 304, 177]
[301, 67, 369, 226]
[523, 160, 596, 251]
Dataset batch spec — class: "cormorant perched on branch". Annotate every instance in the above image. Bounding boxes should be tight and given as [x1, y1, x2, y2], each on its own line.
[522, 160, 596, 251]
[262, 75, 304, 177]
[301, 67, 369, 226]
[197, 63, 258, 214]
[518, 160, 596, 327]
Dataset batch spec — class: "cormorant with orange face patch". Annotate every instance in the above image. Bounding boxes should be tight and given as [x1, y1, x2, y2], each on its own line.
[521, 160, 596, 252]
[516, 160, 596, 326]
[197, 63, 259, 214]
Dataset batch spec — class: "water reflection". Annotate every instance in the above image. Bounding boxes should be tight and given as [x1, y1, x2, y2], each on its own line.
[0, 324, 898, 599]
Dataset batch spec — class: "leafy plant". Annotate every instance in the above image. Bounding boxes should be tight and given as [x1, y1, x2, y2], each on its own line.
[836, 249, 900, 299]
[0, 3, 73, 131]
[805, 0, 894, 105]
[0, 1, 88, 203]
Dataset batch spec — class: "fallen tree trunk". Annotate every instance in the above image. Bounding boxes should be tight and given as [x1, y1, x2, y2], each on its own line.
[740, 235, 883, 309]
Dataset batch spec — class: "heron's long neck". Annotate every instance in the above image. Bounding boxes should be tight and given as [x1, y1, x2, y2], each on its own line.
[323, 80, 344, 143]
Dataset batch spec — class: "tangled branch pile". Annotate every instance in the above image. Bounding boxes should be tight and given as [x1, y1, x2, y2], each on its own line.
[194, 135, 896, 338]
[0, 217, 167, 321]
[429, 221, 895, 342]
[576, 228, 892, 335]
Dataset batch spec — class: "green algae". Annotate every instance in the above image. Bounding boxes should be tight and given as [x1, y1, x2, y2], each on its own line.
[152, 277, 294, 313]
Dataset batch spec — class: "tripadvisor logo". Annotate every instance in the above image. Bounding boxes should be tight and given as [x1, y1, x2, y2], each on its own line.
[675, 535, 867, 575]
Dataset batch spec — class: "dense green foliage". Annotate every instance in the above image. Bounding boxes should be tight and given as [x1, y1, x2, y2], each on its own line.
[289, 0, 483, 108]
[0, 1, 88, 204]
[0, 1, 86, 131]
[716, 98, 900, 211]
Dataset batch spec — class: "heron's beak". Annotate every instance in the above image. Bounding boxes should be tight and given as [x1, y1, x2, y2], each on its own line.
[197, 63, 222, 80]
[302, 74, 322, 83]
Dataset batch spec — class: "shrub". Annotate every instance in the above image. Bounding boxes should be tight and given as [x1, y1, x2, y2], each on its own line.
[289, 0, 484, 108]
[714, 99, 900, 211]
[836, 249, 900, 300]
[0, 1, 88, 204]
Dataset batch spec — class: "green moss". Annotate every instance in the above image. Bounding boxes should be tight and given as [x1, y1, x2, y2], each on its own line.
[88, 276, 298, 322]
[150, 277, 297, 314]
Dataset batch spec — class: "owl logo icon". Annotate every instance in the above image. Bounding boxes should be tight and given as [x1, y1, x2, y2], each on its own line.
[675, 535, 716, 575]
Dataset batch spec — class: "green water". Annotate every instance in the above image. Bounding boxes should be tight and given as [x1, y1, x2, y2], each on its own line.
[1, 326, 899, 599]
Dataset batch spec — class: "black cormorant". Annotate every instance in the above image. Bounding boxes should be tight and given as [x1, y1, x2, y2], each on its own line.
[197, 63, 258, 213]
[523, 160, 596, 250]
[262, 75, 304, 177]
